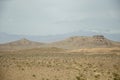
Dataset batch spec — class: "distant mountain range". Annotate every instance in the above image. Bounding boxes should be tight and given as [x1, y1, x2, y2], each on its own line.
[0, 30, 120, 43]
[0, 35, 120, 51]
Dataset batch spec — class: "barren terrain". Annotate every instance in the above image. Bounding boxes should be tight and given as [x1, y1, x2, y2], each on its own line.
[0, 35, 120, 80]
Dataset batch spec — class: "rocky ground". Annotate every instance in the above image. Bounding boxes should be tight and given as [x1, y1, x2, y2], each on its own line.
[0, 35, 120, 80]
[0, 52, 120, 80]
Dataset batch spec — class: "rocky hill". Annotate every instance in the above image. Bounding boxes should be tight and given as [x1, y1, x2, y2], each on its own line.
[0, 35, 120, 51]
[0, 38, 45, 51]
[48, 35, 120, 49]
[1, 38, 44, 46]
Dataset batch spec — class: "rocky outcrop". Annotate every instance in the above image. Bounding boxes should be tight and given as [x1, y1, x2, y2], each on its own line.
[50, 35, 119, 49]
[0, 35, 120, 50]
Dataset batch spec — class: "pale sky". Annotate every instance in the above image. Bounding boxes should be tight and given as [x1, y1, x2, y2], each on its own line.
[0, 0, 120, 36]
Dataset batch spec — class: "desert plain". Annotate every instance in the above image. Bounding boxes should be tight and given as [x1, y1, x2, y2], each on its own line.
[0, 35, 120, 80]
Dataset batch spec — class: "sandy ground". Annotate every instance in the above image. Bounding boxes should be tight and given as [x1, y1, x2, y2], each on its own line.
[0, 49, 120, 80]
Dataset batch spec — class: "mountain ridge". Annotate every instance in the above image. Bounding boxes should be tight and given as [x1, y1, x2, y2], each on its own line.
[48, 35, 120, 49]
[0, 35, 120, 51]
[0, 38, 45, 46]
[0, 31, 120, 43]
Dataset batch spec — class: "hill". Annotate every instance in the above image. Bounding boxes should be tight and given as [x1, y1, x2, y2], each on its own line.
[0, 35, 120, 51]
[48, 35, 120, 49]
[0, 38, 45, 51]
[1, 38, 44, 46]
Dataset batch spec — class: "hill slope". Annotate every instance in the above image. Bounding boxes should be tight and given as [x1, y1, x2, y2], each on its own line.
[0, 38, 45, 51]
[1, 38, 44, 46]
[48, 35, 120, 49]
[0, 35, 120, 51]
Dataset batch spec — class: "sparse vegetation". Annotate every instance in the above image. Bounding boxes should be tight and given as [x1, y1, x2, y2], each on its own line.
[32, 74, 36, 78]
[0, 46, 120, 80]
[76, 76, 85, 80]
[113, 73, 120, 80]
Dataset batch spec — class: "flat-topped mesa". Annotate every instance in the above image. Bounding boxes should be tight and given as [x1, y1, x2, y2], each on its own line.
[92, 35, 112, 47]
[93, 35, 105, 39]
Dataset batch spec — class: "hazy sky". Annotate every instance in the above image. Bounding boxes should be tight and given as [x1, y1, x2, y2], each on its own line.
[0, 0, 120, 36]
